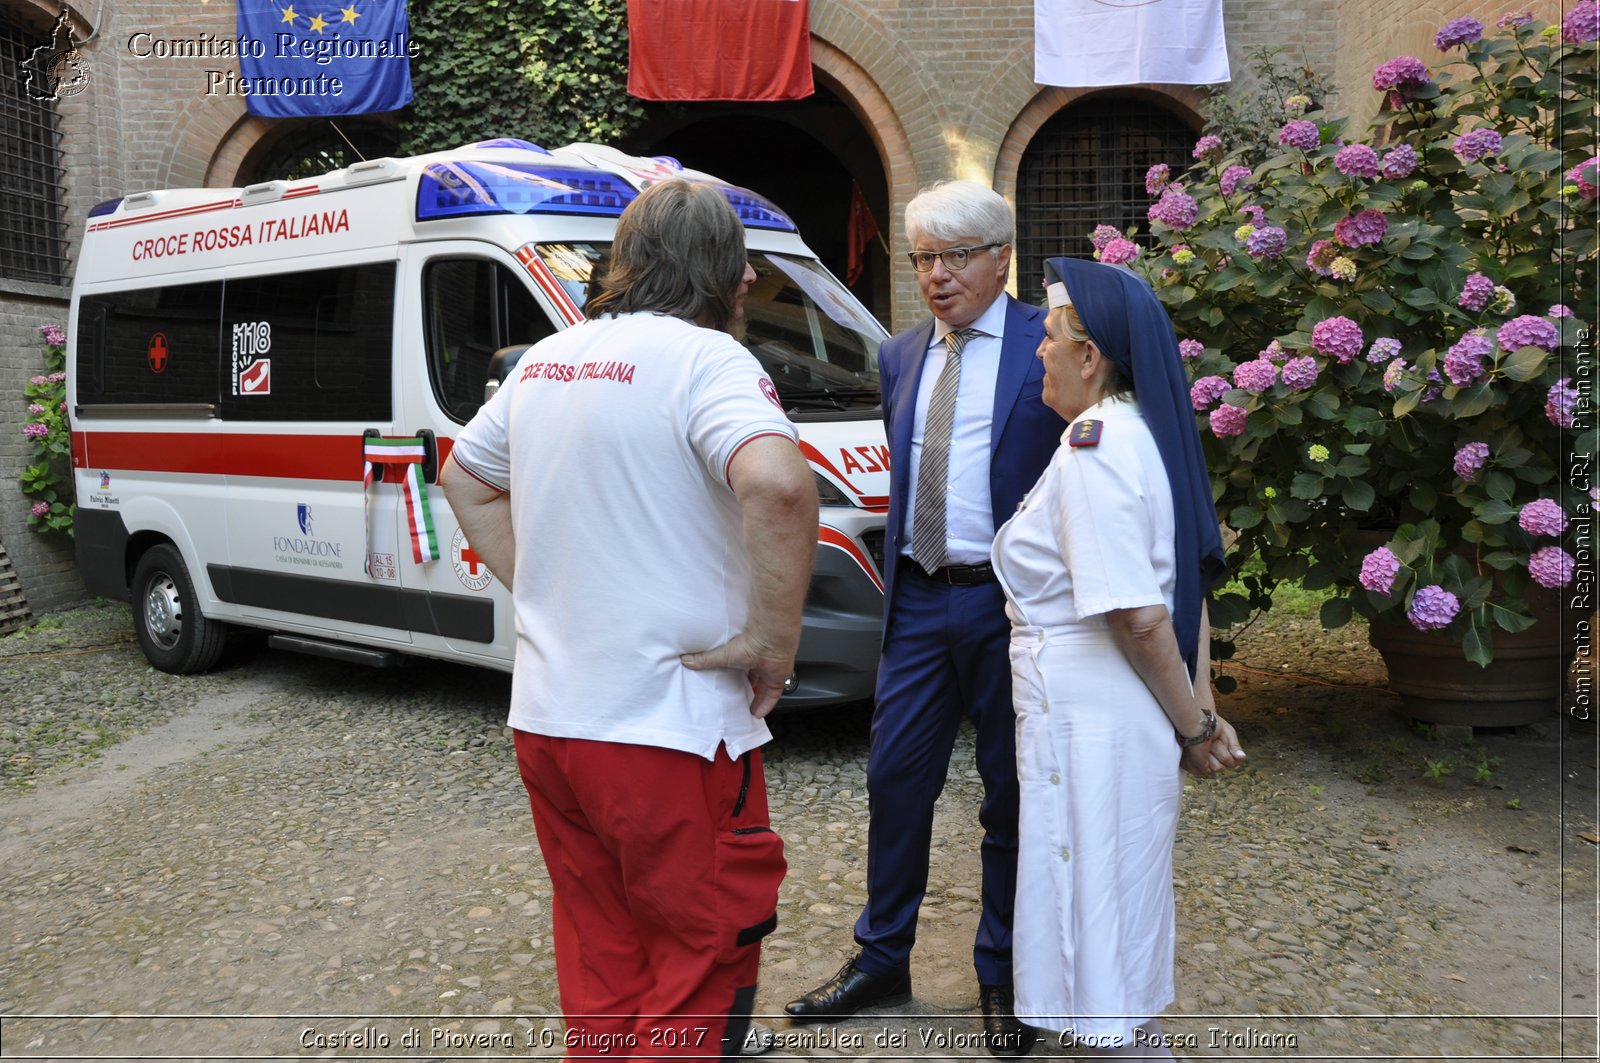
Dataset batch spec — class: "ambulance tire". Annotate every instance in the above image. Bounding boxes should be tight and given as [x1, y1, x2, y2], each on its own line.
[131, 544, 227, 675]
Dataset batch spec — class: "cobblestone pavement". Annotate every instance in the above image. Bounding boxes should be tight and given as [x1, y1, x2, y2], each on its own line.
[0, 603, 1595, 1061]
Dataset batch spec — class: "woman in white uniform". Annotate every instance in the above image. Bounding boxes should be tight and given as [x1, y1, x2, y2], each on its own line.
[992, 257, 1244, 1058]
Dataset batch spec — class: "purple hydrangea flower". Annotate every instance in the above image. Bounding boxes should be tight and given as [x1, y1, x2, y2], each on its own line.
[1246, 226, 1288, 259]
[1178, 339, 1205, 360]
[1148, 184, 1199, 230]
[40, 324, 66, 347]
[1444, 332, 1493, 385]
[1233, 359, 1279, 393]
[1281, 356, 1319, 390]
[1453, 128, 1504, 164]
[1306, 239, 1338, 277]
[1312, 316, 1364, 364]
[1530, 546, 1576, 588]
[30, 501, 49, 518]
[1220, 165, 1253, 196]
[1546, 378, 1578, 427]
[1408, 585, 1461, 631]
[29, 375, 48, 386]
[1192, 134, 1224, 160]
[1383, 359, 1410, 393]
[1089, 224, 1122, 251]
[1562, 1, 1599, 43]
[1497, 315, 1560, 352]
[26, 402, 46, 416]
[1260, 340, 1289, 363]
[1099, 238, 1141, 264]
[1453, 441, 1490, 481]
[1238, 205, 1267, 228]
[1422, 367, 1445, 403]
[1434, 16, 1484, 49]
[1381, 144, 1419, 180]
[1373, 56, 1430, 92]
[1360, 547, 1402, 594]
[22, 422, 48, 439]
[1497, 10, 1533, 29]
[1335, 209, 1388, 248]
[1366, 337, 1402, 364]
[1458, 273, 1494, 312]
[1519, 498, 1568, 537]
[1550, 304, 1574, 318]
[1209, 403, 1249, 438]
[1335, 144, 1381, 178]
[1278, 120, 1320, 151]
[1569, 157, 1599, 200]
[1145, 163, 1172, 195]
[1190, 375, 1232, 410]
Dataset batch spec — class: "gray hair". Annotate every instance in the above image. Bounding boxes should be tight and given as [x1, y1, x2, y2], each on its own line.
[587, 179, 748, 332]
[904, 180, 1015, 246]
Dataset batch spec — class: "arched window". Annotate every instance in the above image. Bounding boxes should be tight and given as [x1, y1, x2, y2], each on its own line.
[1, 7, 68, 285]
[1016, 98, 1195, 301]
[245, 122, 402, 183]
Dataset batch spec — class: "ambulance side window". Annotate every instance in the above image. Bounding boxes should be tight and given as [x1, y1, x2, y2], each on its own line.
[423, 258, 555, 424]
[219, 263, 396, 422]
[76, 281, 223, 407]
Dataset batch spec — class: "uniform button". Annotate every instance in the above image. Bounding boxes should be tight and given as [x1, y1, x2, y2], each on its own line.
[1049, 772, 1061, 785]
[1060, 847, 1071, 862]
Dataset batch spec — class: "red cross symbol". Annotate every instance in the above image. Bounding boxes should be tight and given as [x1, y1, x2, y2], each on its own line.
[148, 332, 169, 374]
[460, 543, 485, 575]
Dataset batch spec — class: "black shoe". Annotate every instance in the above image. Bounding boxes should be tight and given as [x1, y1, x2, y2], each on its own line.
[979, 984, 1038, 1057]
[784, 955, 912, 1023]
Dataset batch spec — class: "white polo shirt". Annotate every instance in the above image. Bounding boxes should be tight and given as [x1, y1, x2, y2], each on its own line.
[450, 311, 798, 760]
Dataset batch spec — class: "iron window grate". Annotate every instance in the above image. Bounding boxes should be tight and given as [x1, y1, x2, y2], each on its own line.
[0, 10, 67, 286]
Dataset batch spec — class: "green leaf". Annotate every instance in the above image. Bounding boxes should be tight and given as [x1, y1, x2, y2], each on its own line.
[1463, 618, 1492, 667]
[1320, 596, 1354, 630]
[1499, 346, 1548, 381]
[1484, 470, 1515, 503]
[1475, 499, 1517, 524]
[1291, 472, 1326, 498]
[1229, 505, 1264, 530]
[1410, 481, 1437, 511]
[1449, 380, 1495, 419]
[1342, 480, 1376, 512]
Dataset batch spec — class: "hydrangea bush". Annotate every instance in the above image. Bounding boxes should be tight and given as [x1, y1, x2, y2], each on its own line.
[20, 324, 74, 537]
[1124, 11, 1596, 667]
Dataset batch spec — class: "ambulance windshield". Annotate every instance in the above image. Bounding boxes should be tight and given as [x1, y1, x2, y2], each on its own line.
[535, 244, 883, 413]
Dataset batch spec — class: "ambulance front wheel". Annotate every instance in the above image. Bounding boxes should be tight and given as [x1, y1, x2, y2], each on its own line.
[131, 544, 227, 674]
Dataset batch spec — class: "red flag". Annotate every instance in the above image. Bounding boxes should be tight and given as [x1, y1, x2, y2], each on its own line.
[846, 182, 879, 287]
[627, 0, 814, 101]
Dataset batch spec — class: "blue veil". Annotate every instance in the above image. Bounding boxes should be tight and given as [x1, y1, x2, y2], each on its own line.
[1043, 256, 1226, 680]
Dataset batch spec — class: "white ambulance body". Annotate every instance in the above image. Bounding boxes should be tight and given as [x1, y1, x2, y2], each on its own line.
[68, 140, 889, 707]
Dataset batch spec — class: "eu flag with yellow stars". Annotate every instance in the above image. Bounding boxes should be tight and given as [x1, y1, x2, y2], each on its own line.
[236, 0, 413, 118]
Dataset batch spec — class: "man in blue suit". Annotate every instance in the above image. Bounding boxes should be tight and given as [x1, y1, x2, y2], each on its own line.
[785, 181, 1066, 1057]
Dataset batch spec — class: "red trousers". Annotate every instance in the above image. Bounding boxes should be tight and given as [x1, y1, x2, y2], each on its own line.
[514, 732, 786, 1060]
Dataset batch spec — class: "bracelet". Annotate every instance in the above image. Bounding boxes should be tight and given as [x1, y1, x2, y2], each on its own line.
[1177, 709, 1217, 748]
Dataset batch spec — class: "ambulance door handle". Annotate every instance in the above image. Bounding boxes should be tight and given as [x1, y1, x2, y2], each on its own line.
[415, 429, 438, 484]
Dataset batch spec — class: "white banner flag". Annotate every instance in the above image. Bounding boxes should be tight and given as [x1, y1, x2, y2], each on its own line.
[1035, 0, 1231, 88]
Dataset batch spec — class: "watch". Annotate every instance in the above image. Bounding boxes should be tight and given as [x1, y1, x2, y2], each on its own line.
[1178, 709, 1217, 748]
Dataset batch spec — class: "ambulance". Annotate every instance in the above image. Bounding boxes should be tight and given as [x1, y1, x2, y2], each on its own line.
[68, 139, 890, 707]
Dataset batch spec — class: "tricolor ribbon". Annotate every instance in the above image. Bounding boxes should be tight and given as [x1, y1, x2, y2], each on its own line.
[363, 436, 439, 573]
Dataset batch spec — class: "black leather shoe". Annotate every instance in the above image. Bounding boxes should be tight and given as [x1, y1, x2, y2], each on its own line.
[784, 955, 912, 1023]
[979, 984, 1038, 1057]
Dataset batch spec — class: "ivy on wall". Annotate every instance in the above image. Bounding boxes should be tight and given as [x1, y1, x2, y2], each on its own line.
[399, 0, 645, 154]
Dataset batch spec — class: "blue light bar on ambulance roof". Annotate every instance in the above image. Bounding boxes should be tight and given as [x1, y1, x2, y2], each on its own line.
[416, 162, 637, 221]
[88, 197, 123, 217]
[718, 185, 796, 232]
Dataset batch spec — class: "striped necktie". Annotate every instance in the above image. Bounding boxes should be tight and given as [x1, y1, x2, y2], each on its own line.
[910, 327, 977, 575]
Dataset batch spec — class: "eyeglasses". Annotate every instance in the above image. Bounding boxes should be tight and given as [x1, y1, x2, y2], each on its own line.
[907, 243, 1002, 273]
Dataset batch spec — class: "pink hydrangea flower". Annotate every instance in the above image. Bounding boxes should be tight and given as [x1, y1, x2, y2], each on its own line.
[1238, 204, 1266, 227]
[1306, 239, 1338, 277]
[1549, 305, 1574, 318]
[1220, 165, 1253, 196]
[1373, 56, 1430, 93]
[1233, 359, 1278, 393]
[1148, 184, 1199, 229]
[1335, 144, 1381, 178]
[1278, 120, 1320, 151]
[1497, 10, 1533, 29]
[1382, 359, 1410, 393]
[30, 501, 49, 518]
[1453, 128, 1503, 164]
[1407, 585, 1460, 631]
[1312, 316, 1364, 364]
[1367, 337, 1402, 363]
[1334, 209, 1388, 248]
[1380, 145, 1419, 179]
[1562, 1, 1599, 43]
[1209, 403, 1249, 438]
[1099, 238, 1141, 265]
[1089, 224, 1122, 251]
[1190, 375, 1232, 410]
[1281, 356, 1318, 390]
[1530, 546, 1576, 588]
[1178, 339, 1205, 360]
[26, 403, 46, 416]
[1359, 547, 1402, 594]
[1547, 378, 1578, 428]
[1497, 315, 1560, 352]
[1568, 157, 1599, 200]
[1518, 499, 1568, 537]
[1434, 16, 1484, 49]
[1453, 442, 1490, 481]
[1145, 164, 1171, 195]
[1458, 273, 1494, 311]
[22, 422, 48, 439]
[1260, 340, 1289, 363]
[1444, 332, 1492, 385]
[1192, 135, 1224, 160]
[40, 324, 66, 347]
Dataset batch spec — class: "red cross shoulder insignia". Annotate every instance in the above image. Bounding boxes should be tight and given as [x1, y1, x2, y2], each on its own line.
[1069, 419, 1104, 447]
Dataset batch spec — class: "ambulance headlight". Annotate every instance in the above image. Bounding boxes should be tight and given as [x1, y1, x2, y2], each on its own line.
[814, 472, 852, 507]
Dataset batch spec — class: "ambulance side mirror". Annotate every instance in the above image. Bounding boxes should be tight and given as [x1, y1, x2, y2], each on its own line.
[484, 344, 533, 404]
